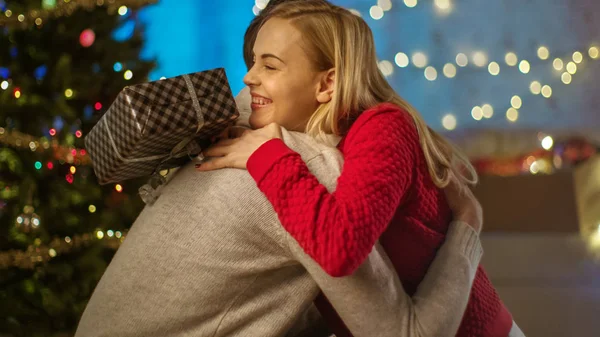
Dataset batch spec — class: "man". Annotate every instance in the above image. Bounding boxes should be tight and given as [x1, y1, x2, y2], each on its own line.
[75, 124, 483, 337]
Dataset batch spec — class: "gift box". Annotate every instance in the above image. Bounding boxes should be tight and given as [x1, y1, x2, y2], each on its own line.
[85, 68, 239, 184]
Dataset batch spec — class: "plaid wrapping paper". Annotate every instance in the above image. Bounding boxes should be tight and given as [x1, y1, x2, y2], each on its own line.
[85, 68, 239, 185]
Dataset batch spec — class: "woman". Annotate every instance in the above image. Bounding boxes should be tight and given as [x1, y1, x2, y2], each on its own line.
[199, 1, 524, 336]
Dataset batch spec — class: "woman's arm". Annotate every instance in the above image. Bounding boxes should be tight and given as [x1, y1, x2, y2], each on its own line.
[247, 104, 418, 276]
[289, 220, 481, 337]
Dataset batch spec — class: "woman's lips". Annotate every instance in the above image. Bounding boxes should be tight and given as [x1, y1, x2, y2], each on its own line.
[250, 95, 273, 109]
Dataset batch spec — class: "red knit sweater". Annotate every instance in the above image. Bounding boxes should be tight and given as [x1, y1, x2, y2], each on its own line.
[247, 103, 513, 337]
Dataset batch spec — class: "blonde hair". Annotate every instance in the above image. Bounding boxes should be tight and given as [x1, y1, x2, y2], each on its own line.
[263, 1, 477, 187]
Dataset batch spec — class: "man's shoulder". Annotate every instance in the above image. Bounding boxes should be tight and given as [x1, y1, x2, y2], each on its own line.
[281, 129, 344, 192]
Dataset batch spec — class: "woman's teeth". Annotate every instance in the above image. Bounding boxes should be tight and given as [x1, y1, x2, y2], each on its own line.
[252, 97, 272, 105]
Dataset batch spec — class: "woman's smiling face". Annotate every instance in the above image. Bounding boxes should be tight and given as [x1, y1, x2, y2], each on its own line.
[243, 18, 323, 132]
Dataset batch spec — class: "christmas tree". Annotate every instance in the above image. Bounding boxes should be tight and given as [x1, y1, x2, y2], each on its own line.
[0, 1, 156, 336]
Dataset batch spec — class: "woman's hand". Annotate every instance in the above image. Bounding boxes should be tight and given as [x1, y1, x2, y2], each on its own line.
[443, 175, 483, 234]
[197, 123, 283, 171]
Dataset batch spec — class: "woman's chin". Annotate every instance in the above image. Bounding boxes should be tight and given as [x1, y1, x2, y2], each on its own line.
[249, 113, 273, 130]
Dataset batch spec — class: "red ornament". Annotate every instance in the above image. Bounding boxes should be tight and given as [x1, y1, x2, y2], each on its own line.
[80, 29, 96, 48]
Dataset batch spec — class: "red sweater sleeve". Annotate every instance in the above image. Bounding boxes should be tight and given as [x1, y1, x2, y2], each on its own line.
[247, 104, 418, 276]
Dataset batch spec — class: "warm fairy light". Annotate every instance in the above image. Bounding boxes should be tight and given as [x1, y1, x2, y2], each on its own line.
[488, 62, 500, 75]
[566, 62, 577, 74]
[506, 108, 519, 122]
[456, 53, 468, 67]
[115, 184, 123, 192]
[537, 46, 549, 60]
[530, 81, 542, 95]
[118, 6, 128, 16]
[505, 52, 518, 66]
[442, 114, 457, 130]
[443, 63, 457, 78]
[472, 52, 487, 67]
[404, 0, 418, 8]
[424, 66, 438, 81]
[561, 72, 572, 84]
[65, 89, 73, 98]
[378, 60, 394, 77]
[471, 106, 483, 121]
[482, 104, 494, 118]
[518, 60, 530, 73]
[541, 136, 554, 150]
[412, 52, 428, 68]
[572, 51, 583, 64]
[511, 95, 522, 109]
[589, 46, 599, 59]
[553, 58, 564, 70]
[378, 0, 393, 11]
[124, 70, 133, 80]
[395, 52, 409, 67]
[369, 6, 384, 20]
[70, 166, 76, 174]
[541, 85, 552, 98]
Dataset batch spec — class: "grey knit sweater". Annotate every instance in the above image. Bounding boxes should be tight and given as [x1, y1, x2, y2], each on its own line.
[75, 129, 483, 337]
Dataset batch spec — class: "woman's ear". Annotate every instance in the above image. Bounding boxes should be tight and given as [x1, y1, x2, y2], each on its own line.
[316, 68, 335, 104]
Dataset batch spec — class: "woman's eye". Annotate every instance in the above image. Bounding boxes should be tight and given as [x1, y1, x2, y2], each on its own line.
[264, 65, 276, 71]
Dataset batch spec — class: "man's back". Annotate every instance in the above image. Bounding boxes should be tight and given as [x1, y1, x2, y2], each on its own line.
[76, 130, 342, 337]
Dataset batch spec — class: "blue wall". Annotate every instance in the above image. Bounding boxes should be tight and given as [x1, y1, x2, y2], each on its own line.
[139, 0, 600, 130]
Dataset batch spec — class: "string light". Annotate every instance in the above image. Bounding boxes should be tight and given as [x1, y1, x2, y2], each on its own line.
[255, 0, 269, 10]
[572, 51, 583, 64]
[505, 52, 518, 66]
[541, 136, 554, 150]
[455, 53, 468, 67]
[115, 184, 123, 192]
[64, 89, 73, 98]
[378, 0, 393, 11]
[424, 66, 437, 81]
[395, 52, 409, 67]
[441, 114, 457, 130]
[378, 60, 394, 77]
[124, 70, 133, 80]
[518, 60, 530, 73]
[118, 6, 128, 15]
[89, 205, 97, 213]
[434, 0, 452, 15]
[472, 51, 487, 67]
[471, 106, 483, 121]
[510, 95, 522, 109]
[0, 0, 156, 27]
[412, 52, 428, 68]
[553, 58, 564, 70]
[561, 72, 572, 84]
[541, 85, 552, 98]
[530, 81, 542, 95]
[589, 47, 599, 59]
[488, 62, 500, 75]
[537, 46, 550, 60]
[404, 0, 418, 8]
[482, 104, 494, 118]
[369, 6, 384, 20]
[0, 231, 126, 269]
[0, 81, 8, 90]
[443, 63, 456, 78]
[566, 62, 577, 74]
[506, 108, 519, 122]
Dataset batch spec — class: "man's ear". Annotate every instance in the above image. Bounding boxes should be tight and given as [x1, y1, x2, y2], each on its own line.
[316, 68, 335, 104]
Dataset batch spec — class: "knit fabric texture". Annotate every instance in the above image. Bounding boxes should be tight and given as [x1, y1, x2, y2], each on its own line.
[247, 103, 512, 337]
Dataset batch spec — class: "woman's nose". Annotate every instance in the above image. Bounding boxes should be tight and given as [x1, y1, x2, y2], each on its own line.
[243, 65, 259, 87]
